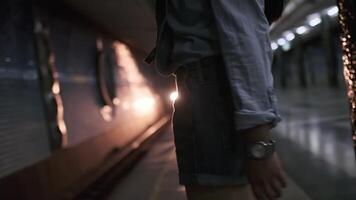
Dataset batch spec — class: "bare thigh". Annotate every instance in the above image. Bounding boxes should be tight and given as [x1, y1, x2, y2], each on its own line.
[185, 185, 256, 200]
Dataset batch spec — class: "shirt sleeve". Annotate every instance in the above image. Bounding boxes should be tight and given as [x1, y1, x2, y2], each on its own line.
[209, 0, 281, 131]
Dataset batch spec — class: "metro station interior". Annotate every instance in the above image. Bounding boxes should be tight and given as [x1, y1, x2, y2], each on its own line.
[0, 0, 355, 200]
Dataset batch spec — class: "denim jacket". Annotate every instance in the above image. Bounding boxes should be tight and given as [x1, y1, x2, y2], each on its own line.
[147, 0, 282, 131]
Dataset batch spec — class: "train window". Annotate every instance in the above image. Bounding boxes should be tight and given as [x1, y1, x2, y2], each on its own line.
[96, 38, 118, 121]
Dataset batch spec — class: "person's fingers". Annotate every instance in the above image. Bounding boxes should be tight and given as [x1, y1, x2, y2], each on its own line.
[251, 183, 267, 200]
[276, 171, 287, 188]
[270, 178, 282, 198]
[261, 180, 277, 200]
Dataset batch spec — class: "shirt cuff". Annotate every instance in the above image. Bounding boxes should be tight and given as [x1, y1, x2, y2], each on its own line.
[234, 110, 282, 131]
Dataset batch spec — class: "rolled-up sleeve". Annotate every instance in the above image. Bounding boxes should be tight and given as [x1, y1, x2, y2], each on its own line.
[210, 0, 281, 131]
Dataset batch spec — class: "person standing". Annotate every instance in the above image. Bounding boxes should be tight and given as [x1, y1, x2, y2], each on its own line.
[146, 0, 287, 199]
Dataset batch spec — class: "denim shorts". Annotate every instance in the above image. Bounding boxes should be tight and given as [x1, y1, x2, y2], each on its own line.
[172, 55, 249, 186]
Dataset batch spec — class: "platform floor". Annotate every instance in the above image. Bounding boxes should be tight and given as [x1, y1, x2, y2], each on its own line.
[107, 87, 356, 200]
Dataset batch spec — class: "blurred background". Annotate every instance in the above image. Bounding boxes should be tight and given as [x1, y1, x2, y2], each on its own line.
[0, 0, 355, 200]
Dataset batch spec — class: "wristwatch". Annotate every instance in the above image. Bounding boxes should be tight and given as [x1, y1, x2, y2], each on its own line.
[246, 140, 276, 160]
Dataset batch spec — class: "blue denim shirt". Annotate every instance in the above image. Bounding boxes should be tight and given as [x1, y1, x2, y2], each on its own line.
[151, 0, 281, 131]
[165, 1, 220, 66]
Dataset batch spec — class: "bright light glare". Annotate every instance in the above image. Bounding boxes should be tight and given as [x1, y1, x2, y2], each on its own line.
[327, 6, 339, 17]
[271, 42, 278, 51]
[308, 14, 322, 27]
[296, 26, 309, 35]
[100, 105, 113, 121]
[309, 17, 321, 27]
[133, 97, 156, 115]
[52, 82, 60, 94]
[122, 101, 130, 110]
[284, 31, 295, 41]
[113, 98, 120, 105]
[277, 38, 287, 46]
[282, 43, 291, 51]
[58, 120, 67, 135]
[170, 91, 179, 102]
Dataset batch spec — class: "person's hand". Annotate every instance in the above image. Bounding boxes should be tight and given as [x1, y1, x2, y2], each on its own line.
[246, 153, 287, 200]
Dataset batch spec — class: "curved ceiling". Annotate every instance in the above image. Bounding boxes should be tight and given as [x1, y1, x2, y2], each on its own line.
[63, 0, 157, 54]
[62, 0, 337, 53]
[270, 0, 335, 38]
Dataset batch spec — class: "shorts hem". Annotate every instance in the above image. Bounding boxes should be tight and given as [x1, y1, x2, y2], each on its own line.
[179, 173, 249, 186]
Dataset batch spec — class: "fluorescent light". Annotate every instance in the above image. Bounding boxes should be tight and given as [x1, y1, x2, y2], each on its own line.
[271, 42, 278, 50]
[309, 17, 321, 27]
[296, 26, 309, 35]
[327, 6, 339, 17]
[284, 31, 295, 41]
[276, 38, 291, 52]
[277, 38, 287, 46]
[282, 43, 291, 52]
[308, 14, 322, 27]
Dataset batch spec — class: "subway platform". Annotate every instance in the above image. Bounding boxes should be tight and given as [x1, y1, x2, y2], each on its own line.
[106, 87, 356, 200]
[1, 1, 356, 200]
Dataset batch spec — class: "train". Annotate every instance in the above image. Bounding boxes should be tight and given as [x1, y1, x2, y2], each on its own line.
[0, 0, 173, 199]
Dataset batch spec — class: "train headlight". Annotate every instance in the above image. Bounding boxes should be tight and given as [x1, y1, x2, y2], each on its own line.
[132, 97, 156, 115]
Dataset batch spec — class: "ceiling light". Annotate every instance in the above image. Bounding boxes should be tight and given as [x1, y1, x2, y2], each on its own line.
[308, 14, 322, 27]
[296, 26, 309, 35]
[284, 31, 295, 41]
[271, 42, 278, 50]
[327, 6, 339, 17]
[277, 38, 287, 46]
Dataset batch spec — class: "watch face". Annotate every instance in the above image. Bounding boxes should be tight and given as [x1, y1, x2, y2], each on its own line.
[251, 143, 267, 159]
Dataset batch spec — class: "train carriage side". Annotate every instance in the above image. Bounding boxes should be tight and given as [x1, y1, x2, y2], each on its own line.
[0, 1, 172, 199]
